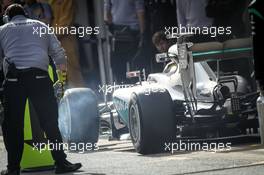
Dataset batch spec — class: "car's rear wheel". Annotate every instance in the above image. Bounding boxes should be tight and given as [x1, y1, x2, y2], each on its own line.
[129, 89, 176, 154]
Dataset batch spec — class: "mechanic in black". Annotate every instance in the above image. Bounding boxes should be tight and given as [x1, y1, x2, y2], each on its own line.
[0, 4, 81, 175]
[104, 0, 146, 83]
[206, 0, 251, 41]
[206, 0, 252, 80]
[250, 0, 264, 91]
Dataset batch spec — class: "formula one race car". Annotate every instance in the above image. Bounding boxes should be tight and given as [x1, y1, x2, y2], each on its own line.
[100, 34, 259, 155]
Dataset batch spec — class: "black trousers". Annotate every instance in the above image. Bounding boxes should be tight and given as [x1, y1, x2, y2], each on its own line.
[2, 68, 66, 171]
[110, 25, 140, 83]
[111, 40, 139, 83]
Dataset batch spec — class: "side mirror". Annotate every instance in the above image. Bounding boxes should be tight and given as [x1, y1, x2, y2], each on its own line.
[155, 53, 170, 63]
[126, 69, 146, 85]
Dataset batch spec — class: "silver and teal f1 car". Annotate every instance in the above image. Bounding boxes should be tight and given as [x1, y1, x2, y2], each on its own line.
[101, 34, 259, 154]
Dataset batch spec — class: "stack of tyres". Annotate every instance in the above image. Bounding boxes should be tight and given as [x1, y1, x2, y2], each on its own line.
[58, 88, 99, 148]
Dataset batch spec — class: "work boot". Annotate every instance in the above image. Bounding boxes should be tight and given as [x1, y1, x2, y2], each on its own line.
[0, 169, 20, 175]
[55, 159, 82, 174]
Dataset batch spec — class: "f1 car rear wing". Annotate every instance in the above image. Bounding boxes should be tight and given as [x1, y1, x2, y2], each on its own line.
[171, 35, 253, 118]
[191, 37, 253, 62]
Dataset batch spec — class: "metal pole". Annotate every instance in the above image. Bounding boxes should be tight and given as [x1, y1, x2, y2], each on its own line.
[257, 90, 264, 144]
[93, 0, 113, 86]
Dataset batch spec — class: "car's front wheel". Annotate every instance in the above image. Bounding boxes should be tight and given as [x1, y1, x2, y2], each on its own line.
[129, 89, 176, 154]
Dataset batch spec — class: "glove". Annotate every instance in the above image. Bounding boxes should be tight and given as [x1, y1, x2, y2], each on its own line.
[54, 70, 67, 101]
[57, 70, 67, 84]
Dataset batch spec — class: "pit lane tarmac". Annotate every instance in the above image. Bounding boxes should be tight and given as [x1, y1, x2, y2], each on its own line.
[0, 136, 264, 175]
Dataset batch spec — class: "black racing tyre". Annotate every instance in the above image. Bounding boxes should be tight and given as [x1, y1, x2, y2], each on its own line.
[128, 89, 176, 154]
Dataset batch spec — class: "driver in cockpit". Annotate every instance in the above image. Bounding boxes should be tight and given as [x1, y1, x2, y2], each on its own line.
[152, 31, 177, 75]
